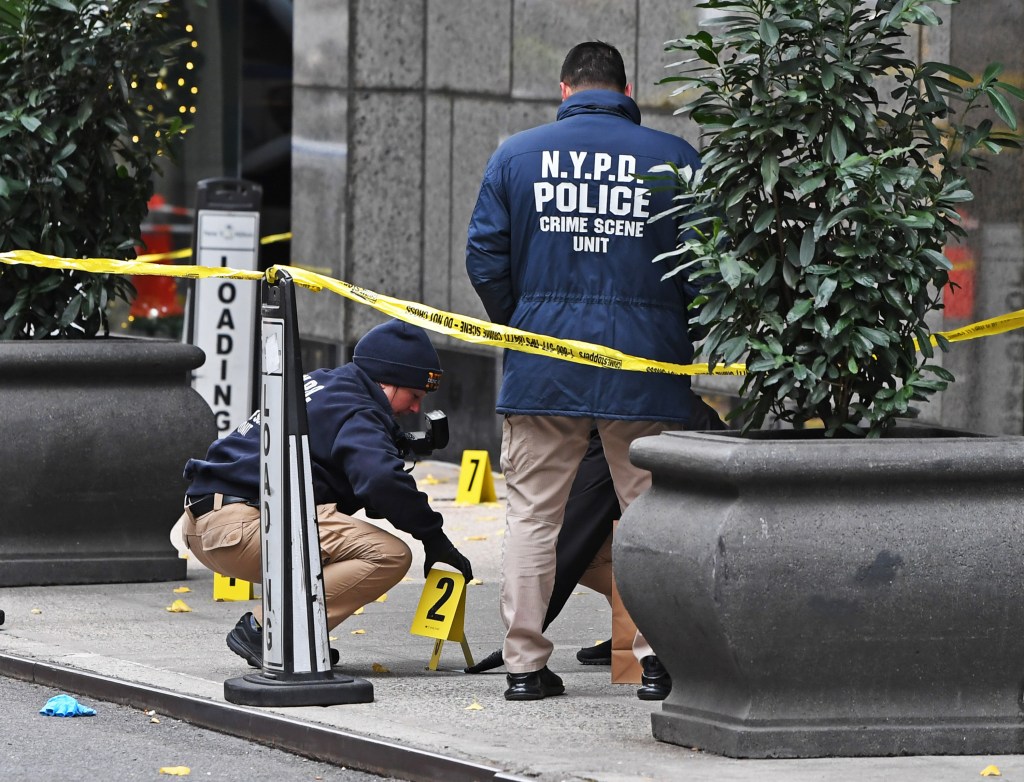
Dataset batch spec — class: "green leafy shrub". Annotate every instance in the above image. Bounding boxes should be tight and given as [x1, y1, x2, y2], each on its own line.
[0, 0, 190, 338]
[659, 0, 1023, 436]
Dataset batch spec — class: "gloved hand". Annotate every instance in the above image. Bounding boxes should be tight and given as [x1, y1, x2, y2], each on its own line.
[422, 533, 474, 581]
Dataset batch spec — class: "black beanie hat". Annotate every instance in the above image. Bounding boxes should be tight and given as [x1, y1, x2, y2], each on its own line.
[352, 320, 443, 392]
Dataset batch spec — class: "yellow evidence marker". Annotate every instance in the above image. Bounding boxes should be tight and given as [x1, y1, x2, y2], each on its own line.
[410, 567, 474, 670]
[213, 572, 256, 601]
[454, 450, 496, 504]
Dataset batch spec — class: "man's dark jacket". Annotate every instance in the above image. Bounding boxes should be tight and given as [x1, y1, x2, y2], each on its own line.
[466, 89, 703, 423]
[183, 363, 443, 541]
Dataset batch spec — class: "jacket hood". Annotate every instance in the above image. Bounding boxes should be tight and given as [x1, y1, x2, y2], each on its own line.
[556, 89, 641, 125]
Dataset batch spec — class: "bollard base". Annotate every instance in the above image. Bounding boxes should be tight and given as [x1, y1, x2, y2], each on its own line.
[224, 671, 373, 707]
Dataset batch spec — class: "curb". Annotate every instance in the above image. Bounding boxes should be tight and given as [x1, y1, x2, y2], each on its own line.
[0, 653, 528, 782]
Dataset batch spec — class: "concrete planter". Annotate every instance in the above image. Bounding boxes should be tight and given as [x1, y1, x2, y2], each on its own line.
[0, 339, 216, 586]
[614, 427, 1024, 758]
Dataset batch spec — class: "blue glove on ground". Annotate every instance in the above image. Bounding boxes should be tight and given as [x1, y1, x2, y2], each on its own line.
[40, 694, 96, 717]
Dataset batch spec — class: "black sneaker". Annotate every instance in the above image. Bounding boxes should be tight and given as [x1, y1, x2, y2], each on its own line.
[637, 655, 672, 701]
[226, 612, 263, 668]
[576, 638, 612, 665]
[226, 613, 340, 668]
[504, 666, 565, 701]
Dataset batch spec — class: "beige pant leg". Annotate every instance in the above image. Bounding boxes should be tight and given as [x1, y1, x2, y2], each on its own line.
[182, 503, 263, 584]
[184, 501, 412, 633]
[500, 415, 592, 673]
[315, 504, 412, 631]
[596, 419, 682, 663]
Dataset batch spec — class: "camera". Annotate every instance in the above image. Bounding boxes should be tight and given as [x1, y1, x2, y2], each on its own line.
[401, 409, 449, 457]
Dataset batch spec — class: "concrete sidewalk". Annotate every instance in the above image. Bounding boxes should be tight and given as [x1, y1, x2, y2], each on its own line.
[0, 459, 1021, 781]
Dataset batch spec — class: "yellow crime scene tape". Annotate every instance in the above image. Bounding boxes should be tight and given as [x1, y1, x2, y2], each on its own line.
[0, 246, 740, 376]
[928, 309, 1024, 346]
[134, 231, 295, 263]
[1, 243, 1022, 375]
[267, 265, 746, 376]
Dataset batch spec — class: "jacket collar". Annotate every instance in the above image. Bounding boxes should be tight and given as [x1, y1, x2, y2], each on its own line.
[556, 89, 641, 125]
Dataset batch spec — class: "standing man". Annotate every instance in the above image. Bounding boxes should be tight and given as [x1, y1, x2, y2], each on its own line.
[180, 319, 473, 669]
[466, 41, 702, 701]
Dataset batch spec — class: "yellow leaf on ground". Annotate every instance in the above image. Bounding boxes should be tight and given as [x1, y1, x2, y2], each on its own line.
[371, 662, 391, 673]
[30, 608, 41, 614]
[464, 535, 488, 541]
[158, 767, 190, 776]
[165, 600, 192, 613]
[466, 701, 483, 711]
[421, 474, 446, 485]
[351, 629, 366, 635]
[353, 607, 365, 615]
[150, 717, 160, 724]
[375, 593, 388, 603]
[401, 577, 414, 583]
[981, 766, 1002, 777]
[329, 635, 338, 641]
[172, 586, 191, 594]
[469, 578, 484, 586]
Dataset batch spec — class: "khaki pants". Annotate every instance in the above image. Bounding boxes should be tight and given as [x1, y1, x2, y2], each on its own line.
[500, 415, 677, 673]
[181, 497, 411, 631]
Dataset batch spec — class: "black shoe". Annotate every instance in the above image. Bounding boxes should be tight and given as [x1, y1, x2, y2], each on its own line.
[226, 613, 340, 668]
[226, 612, 263, 668]
[504, 666, 565, 701]
[637, 655, 672, 701]
[576, 638, 612, 666]
[464, 648, 504, 674]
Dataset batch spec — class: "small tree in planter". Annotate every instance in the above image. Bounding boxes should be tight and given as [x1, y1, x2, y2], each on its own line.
[613, 0, 1024, 759]
[0, 0, 189, 338]
[656, 0, 1023, 436]
[0, 0, 216, 587]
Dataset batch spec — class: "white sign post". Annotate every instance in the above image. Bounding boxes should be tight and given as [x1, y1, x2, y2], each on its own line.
[191, 209, 260, 433]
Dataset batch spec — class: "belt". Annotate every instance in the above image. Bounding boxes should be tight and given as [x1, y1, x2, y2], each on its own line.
[185, 493, 256, 517]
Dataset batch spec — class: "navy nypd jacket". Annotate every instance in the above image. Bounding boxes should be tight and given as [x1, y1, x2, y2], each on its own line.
[183, 363, 444, 542]
[466, 89, 703, 423]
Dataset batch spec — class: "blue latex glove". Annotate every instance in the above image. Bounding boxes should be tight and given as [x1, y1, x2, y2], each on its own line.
[39, 694, 96, 717]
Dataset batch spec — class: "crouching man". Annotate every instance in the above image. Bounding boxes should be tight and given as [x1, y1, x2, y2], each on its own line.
[180, 319, 473, 667]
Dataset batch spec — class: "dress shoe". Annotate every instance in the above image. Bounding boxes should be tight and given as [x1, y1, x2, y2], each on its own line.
[504, 666, 565, 701]
[637, 655, 672, 701]
[465, 648, 504, 674]
[576, 638, 612, 665]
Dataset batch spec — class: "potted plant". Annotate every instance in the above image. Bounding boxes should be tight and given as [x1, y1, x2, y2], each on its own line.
[613, 0, 1024, 759]
[0, 0, 216, 586]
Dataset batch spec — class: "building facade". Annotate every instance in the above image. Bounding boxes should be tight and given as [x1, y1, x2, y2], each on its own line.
[170, 1, 1024, 460]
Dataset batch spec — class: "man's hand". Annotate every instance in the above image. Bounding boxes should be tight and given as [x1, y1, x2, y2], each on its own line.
[422, 533, 474, 581]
